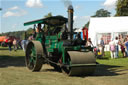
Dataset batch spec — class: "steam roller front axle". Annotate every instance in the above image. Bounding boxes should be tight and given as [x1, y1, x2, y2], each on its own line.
[62, 51, 96, 76]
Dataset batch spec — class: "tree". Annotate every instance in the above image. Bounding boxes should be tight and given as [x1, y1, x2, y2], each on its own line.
[92, 9, 111, 17]
[84, 9, 111, 28]
[85, 21, 90, 28]
[0, 8, 2, 10]
[115, 0, 128, 16]
[44, 12, 52, 18]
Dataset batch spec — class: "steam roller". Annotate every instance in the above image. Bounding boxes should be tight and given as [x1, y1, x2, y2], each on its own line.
[24, 5, 97, 76]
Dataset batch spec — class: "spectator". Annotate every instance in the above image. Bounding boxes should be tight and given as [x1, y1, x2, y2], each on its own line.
[13, 39, 17, 51]
[21, 40, 28, 52]
[114, 37, 119, 58]
[17, 40, 22, 49]
[100, 37, 105, 56]
[109, 39, 116, 59]
[97, 45, 102, 58]
[86, 38, 93, 51]
[119, 35, 125, 57]
[28, 34, 34, 40]
[124, 37, 128, 57]
[8, 39, 12, 51]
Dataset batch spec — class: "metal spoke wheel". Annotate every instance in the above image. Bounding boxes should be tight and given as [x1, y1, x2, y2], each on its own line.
[25, 41, 45, 71]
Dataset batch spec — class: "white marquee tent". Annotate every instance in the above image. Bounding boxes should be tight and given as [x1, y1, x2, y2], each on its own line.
[88, 17, 128, 47]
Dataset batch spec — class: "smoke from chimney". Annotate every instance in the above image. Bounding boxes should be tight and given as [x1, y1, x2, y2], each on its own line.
[61, 0, 72, 8]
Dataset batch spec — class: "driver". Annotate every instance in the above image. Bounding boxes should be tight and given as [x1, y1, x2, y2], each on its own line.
[35, 23, 44, 41]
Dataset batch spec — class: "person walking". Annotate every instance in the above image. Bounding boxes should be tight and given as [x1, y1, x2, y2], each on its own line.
[100, 37, 105, 56]
[114, 37, 119, 58]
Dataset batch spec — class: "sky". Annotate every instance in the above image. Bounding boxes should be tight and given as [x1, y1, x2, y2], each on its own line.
[0, 0, 118, 33]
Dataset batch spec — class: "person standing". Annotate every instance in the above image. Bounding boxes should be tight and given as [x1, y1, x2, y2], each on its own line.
[21, 39, 27, 52]
[13, 39, 17, 51]
[28, 34, 34, 40]
[100, 37, 105, 56]
[127, 35, 128, 40]
[86, 38, 93, 51]
[124, 37, 128, 57]
[119, 35, 125, 57]
[8, 39, 12, 51]
[109, 39, 116, 59]
[114, 37, 119, 58]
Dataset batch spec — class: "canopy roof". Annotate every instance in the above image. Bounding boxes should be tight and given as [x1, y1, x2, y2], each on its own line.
[89, 17, 128, 33]
[88, 16, 128, 46]
[24, 16, 68, 26]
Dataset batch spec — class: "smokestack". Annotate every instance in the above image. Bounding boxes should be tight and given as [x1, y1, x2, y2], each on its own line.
[68, 5, 74, 40]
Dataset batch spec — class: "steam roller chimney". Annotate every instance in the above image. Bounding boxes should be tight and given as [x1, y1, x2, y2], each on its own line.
[68, 5, 74, 40]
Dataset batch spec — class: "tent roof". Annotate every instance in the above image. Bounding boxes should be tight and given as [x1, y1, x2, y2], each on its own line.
[89, 16, 128, 33]
[88, 16, 128, 46]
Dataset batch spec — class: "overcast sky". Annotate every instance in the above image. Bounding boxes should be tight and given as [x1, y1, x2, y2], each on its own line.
[0, 0, 118, 33]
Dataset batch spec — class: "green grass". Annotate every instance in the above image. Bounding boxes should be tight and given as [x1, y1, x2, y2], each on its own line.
[97, 58, 128, 68]
[97, 51, 128, 69]
[0, 46, 128, 85]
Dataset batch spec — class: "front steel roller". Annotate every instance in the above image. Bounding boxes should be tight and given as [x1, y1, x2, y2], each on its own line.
[63, 51, 96, 76]
[25, 41, 45, 71]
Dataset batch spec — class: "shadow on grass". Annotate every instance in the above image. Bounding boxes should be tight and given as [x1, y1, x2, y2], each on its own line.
[97, 57, 109, 60]
[93, 64, 124, 76]
[43, 69, 58, 72]
[0, 47, 22, 51]
[0, 55, 25, 67]
[0, 47, 9, 50]
[42, 64, 125, 77]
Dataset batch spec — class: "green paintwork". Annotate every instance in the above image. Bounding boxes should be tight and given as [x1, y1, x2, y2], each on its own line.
[35, 32, 43, 42]
[30, 46, 36, 64]
[24, 16, 90, 66]
[33, 31, 82, 65]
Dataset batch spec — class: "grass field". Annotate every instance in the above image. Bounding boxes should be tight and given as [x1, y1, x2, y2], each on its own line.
[0, 47, 128, 85]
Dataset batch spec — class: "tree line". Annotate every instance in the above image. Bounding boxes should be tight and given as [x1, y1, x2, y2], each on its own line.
[0, 28, 33, 40]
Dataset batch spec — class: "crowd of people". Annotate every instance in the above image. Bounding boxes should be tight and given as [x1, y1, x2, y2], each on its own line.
[90, 34, 128, 59]
[7, 38, 32, 52]
[7, 39, 22, 52]
[109, 35, 128, 59]
[6, 23, 42, 52]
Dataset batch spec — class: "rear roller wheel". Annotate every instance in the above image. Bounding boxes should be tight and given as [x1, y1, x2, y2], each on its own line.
[25, 41, 45, 71]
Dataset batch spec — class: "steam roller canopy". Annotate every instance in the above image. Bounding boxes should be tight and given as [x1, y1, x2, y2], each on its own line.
[67, 51, 96, 76]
